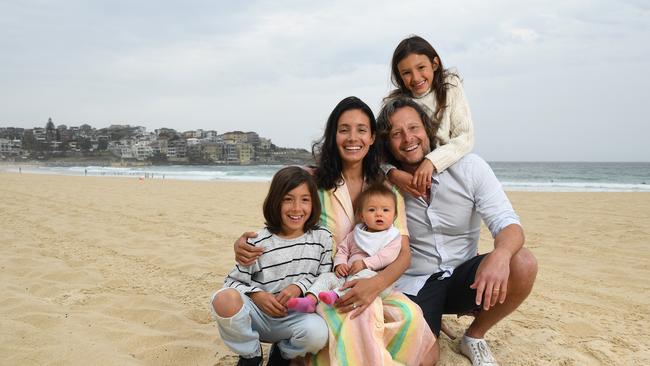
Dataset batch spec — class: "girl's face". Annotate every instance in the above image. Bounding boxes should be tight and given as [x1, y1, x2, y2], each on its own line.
[397, 53, 439, 97]
[280, 182, 313, 238]
[335, 109, 375, 167]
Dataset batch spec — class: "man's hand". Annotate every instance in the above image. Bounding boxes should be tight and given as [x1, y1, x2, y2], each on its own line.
[336, 276, 384, 319]
[234, 232, 263, 266]
[412, 159, 435, 194]
[335, 263, 349, 277]
[387, 169, 422, 198]
[349, 260, 366, 275]
[275, 284, 302, 306]
[470, 248, 511, 310]
[250, 291, 287, 317]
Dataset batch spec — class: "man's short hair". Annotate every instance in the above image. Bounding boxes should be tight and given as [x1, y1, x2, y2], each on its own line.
[376, 97, 440, 167]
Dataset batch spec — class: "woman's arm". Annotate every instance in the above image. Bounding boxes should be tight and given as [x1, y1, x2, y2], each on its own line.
[234, 231, 264, 266]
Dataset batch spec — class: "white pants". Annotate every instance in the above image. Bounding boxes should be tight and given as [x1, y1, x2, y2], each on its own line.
[307, 269, 393, 299]
[210, 289, 328, 359]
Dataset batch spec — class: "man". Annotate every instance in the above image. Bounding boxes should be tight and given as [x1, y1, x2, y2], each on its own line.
[376, 97, 538, 366]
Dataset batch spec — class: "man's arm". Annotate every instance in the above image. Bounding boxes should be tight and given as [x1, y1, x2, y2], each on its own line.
[469, 154, 525, 309]
[471, 223, 524, 309]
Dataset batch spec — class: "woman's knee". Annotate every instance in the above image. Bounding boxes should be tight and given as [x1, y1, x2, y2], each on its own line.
[212, 288, 243, 318]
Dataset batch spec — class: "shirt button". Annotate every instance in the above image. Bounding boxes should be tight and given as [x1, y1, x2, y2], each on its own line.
[375, 322, 382, 328]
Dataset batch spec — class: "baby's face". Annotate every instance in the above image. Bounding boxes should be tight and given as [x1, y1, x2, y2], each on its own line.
[360, 194, 396, 232]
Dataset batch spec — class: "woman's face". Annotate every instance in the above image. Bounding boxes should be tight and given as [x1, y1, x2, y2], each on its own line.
[335, 109, 375, 166]
[397, 53, 438, 97]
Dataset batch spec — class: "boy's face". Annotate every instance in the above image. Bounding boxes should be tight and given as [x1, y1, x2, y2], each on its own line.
[359, 194, 396, 232]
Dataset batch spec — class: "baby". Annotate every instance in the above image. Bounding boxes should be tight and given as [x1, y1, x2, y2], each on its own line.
[288, 183, 402, 312]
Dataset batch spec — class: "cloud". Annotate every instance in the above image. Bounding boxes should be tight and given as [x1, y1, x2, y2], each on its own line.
[0, 0, 648, 161]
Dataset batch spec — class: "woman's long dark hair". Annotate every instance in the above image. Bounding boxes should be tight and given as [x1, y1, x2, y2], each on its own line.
[311, 96, 383, 190]
[386, 35, 457, 120]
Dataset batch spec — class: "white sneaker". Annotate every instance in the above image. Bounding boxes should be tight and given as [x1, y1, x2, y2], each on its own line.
[459, 335, 499, 366]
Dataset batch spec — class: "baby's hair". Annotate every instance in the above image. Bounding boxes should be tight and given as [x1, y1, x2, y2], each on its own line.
[355, 183, 397, 216]
[263, 166, 321, 235]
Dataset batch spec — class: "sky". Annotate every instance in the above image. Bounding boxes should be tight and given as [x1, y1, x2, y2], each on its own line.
[1, 0, 648, 161]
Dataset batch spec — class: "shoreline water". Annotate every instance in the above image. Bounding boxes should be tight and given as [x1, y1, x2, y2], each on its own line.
[1, 162, 649, 192]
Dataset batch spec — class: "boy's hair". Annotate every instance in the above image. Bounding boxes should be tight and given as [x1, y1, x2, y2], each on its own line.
[355, 183, 397, 216]
[263, 166, 321, 234]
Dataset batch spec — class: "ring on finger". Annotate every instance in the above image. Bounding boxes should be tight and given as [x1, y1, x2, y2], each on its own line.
[352, 303, 357, 309]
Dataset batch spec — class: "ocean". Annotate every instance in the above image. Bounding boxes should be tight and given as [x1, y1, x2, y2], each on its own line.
[3, 162, 649, 192]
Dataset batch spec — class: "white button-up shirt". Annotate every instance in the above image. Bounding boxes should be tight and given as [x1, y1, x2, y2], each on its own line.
[395, 154, 521, 296]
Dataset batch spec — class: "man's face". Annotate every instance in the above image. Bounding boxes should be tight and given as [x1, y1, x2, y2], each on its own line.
[387, 106, 431, 169]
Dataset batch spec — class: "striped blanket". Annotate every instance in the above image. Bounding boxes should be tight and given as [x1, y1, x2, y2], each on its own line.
[308, 291, 435, 366]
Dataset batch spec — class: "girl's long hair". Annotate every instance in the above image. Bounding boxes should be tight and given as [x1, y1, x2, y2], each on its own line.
[386, 35, 458, 120]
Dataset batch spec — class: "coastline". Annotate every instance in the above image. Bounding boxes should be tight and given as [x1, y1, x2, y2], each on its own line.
[1, 173, 649, 364]
[2, 162, 649, 192]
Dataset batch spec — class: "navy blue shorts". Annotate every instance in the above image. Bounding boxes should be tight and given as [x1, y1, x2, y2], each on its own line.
[406, 254, 486, 336]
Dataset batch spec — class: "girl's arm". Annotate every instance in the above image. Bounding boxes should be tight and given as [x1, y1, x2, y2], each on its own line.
[423, 76, 474, 174]
[333, 233, 351, 267]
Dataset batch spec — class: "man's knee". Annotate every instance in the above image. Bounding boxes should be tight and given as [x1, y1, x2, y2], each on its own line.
[510, 248, 538, 288]
[212, 288, 243, 318]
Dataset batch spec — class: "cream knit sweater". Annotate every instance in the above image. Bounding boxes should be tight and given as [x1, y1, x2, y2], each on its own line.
[412, 73, 475, 173]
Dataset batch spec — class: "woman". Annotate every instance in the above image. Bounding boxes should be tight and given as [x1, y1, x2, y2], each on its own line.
[234, 97, 437, 365]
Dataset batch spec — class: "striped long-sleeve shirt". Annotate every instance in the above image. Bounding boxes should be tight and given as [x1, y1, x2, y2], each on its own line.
[224, 226, 333, 295]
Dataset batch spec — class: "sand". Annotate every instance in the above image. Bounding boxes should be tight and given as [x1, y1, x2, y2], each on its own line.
[1, 172, 649, 365]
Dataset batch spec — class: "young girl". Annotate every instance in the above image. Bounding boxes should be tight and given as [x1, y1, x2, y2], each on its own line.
[210, 166, 332, 365]
[384, 35, 475, 197]
[286, 183, 401, 312]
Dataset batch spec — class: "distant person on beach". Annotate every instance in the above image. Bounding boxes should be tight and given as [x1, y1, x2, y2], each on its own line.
[287, 183, 402, 312]
[383, 35, 474, 198]
[234, 97, 437, 365]
[211, 167, 331, 365]
[376, 97, 538, 366]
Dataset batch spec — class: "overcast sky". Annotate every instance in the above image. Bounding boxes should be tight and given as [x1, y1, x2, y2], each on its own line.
[1, 0, 648, 161]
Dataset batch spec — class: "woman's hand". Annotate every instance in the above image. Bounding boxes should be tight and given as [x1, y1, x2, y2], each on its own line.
[234, 232, 264, 266]
[275, 284, 302, 306]
[335, 275, 384, 319]
[412, 159, 435, 194]
[387, 168, 423, 198]
[250, 291, 287, 318]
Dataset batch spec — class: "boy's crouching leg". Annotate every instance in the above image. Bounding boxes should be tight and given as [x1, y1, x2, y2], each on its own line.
[280, 314, 329, 359]
[210, 289, 262, 359]
[212, 288, 244, 318]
